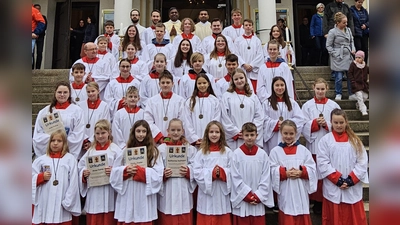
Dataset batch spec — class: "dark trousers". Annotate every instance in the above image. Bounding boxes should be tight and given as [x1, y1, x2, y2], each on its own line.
[354, 35, 369, 63]
[314, 36, 329, 66]
[301, 46, 314, 66]
[32, 37, 45, 69]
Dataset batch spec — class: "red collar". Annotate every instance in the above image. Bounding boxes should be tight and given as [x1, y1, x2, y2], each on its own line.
[277, 97, 284, 102]
[232, 24, 242, 29]
[164, 138, 183, 146]
[97, 50, 107, 55]
[235, 88, 245, 95]
[87, 98, 101, 109]
[243, 33, 253, 39]
[217, 51, 225, 57]
[149, 71, 160, 79]
[283, 145, 297, 155]
[82, 56, 100, 64]
[129, 57, 139, 64]
[151, 25, 156, 30]
[209, 142, 220, 152]
[212, 33, 221, 39]
[266, 61, 281, 68]
[314, 96, 328, 104]
[182, 33, 194, 39]
[188, 72, 197, 80]
[197, 92, 210, 97]
[71, 82, 85, 89]
[49, 151, 63, 158]
[55, 101, 71, 109]
[160, 92, 173, 99]
[239, 144, 258, 155]
[95, 141, 111, 150]
[116, 75, 134, 83]
[332, 130, 349, 142]
[125, 106, 140, 113]
[104, 33, 113, 37]
[224, 74, 231, 82]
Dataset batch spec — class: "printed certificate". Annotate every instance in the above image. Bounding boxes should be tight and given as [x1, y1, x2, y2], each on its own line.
[40, 111, 65, 135]
[125, 146, 147, 168]
[86, 153, 109, 187]
[166, 145, 187, 178]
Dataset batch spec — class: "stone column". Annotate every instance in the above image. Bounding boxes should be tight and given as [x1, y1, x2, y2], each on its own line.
[258, 0, 276, 44]
[114, 0, 132, 35]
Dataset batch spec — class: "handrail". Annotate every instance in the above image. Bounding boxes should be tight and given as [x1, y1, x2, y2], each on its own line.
[292, 66, 314, 107]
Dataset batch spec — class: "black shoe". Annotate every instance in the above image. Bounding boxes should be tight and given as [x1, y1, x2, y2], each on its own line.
[312, 201, 322, 214]
[272, 205, 279, 213]
[342, 76, 347, 81]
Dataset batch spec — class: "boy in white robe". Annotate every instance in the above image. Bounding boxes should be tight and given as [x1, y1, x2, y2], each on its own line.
[234, 19, 264, 92]
[143, 71, 185, 144]
[96, 36, 119, 76]
[257, 40, 294, 102]
[112, 86, 145, 149]
[222, 8, 245, 42]
[230, 122, 274, 225]
[146, 23, 175, 70]
[70, 63, 88, 104]
[94, 20, 119, 61]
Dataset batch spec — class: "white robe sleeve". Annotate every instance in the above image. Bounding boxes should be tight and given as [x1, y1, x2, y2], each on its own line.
[302, 147, 318, 194]
[193, 151, 214, 195]
[110, 150, 128, 195]
[61, 156, 81, 216]
[32, 107, 51, 157]
[269, 146, 284, 194]
[230, 152, 252, 208]
[252, 95, 265, 147]
[317, 135, 337, 178]
[180, 99, 200, 144]
[32, 157, 42, 205]
[143, 100, 162, 139]
[256, 65, 271, 103]
[253, 153, 274, 207]
[262, 103, 279, 142]
[67, 106, 86, 159]
[220, 94, 241, 139]
[78, 150, 89, 197]
[144, 154, 164, 195]
[351, 146, 369, 184]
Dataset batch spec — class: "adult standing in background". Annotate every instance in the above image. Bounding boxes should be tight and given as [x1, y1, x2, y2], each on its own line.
[194, 9, 212, 40]
[277, 18, 291, 41]
[70, 19, 85, 63]
[80, 15, 97, 58]
[350, 0, 369, 63]
[164, 7, 181, 42]
[299, 16, 314, 66]
[32, 4, 45, 63]
[222, 8, 245, 42]
[122, 9, 146, 37]
[32, 4, 47, 70]
[323, 0, 354, 36]
[310, 3, 328, 66]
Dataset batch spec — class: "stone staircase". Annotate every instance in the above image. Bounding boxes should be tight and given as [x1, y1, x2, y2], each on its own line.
[32, 66, 369, 224]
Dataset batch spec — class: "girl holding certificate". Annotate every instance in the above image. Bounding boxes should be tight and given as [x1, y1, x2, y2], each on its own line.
[33, 81, 85, 159]
[79, 119, 121, 225]
[32, 129, 81, 225]
[193, 121, 233, 225]
[110, 120, 163, 225]
[157, 118, 197, 225]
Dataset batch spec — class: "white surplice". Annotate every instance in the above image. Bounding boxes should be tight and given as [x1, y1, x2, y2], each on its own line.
[112, 107, 145, 149]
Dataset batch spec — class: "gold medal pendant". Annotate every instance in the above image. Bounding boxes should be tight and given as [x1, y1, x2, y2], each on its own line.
[240, 103, 244, 108]
[319, 113, 324, 118]
[75, 97, 80, 102]
[53, 180, 59, 186]
[218, 64, 222, 67]
[247, 46, 251, 50]
[199, 114, 203, 119]
[279, 116, 284, 121]
[86, 124, 91, 129]
[163, 116, 168, 121]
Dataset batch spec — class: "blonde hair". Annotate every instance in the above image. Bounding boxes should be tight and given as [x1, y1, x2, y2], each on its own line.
[313, 77, 329, 90]
[231, 8, 242, 16]
[86, 81, 100, 99]
[190, 52, 204, 65]
[279, 120, 298, 133]
[226, 68, 252, 97]
[334, 12, 347, 24]
[330, 108, 364, 155]
[200, 121, 228, 154]
[167, 118, 189, 145]
[180, 18, 196, 32]
[91, 119, 113, 148]
[97, 36, 108, 44]
[46, 129, 69, 156]
[126, 86, 139, 96]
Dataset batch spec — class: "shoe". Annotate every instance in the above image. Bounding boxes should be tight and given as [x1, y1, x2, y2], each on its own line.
[335, 94, 342, 100]
[349, 94, 357, 101]
[342, 76, 347, 81]
[362, 111, 368, 116]
[312, 201, 322, 215]
[272, 205, 279, 213]
[355, 102, 359, 110]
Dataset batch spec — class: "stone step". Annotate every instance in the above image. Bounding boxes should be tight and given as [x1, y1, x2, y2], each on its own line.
[348, 120, 369, 132]
[296, 99, 369, 110]
[32, 85, 56, 93]
[294, 80, 348, 90]
[295, 89, 355, 100]
[32, 75, 69, 84]
[32, 103, 49, 114]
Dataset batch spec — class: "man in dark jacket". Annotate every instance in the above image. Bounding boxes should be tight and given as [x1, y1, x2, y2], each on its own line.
[299, 17, 314, 65]
[323, 0, 354, 36]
